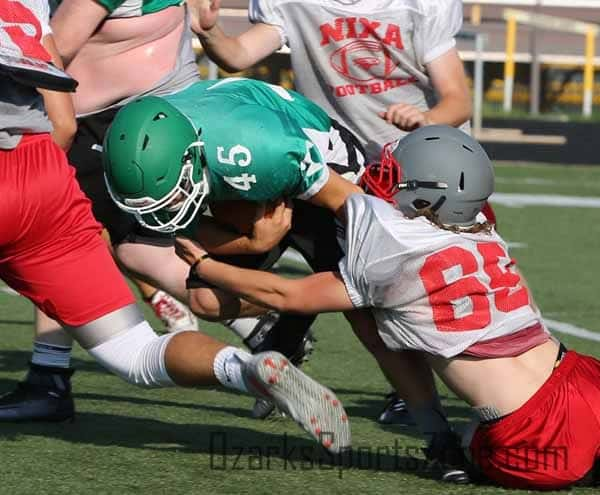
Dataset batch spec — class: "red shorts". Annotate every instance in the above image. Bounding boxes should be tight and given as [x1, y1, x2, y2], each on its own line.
[470, 351, 600, 489]
[0, 134, 134, 326]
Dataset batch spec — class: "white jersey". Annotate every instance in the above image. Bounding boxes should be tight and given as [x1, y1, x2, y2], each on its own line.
[338, 195, 542, 358]
[249, 0, 465, 161]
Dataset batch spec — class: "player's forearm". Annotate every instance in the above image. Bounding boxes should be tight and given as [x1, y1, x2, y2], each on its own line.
[197, 26, 255, 73]
[197, 23, 282, 73]
[50, 0, 109, 66]
[40, 35, 77, 151]
[424, 91, 472, 128]
[193, 257, 354, 315]
[195, 216, 274, 255]
[194, 258, 298, 313]
[425, 49, 473, 127]
[310, 170, 363, 221]
[45, 102, 77, 150]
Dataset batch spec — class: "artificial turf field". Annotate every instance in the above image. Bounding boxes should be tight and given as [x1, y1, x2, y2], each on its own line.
[2, 162, 600, 494]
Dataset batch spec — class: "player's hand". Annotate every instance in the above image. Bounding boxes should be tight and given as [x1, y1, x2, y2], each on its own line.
[378, 103, 432, 132]
[175, 236, 208, 266]
[187, 0, 221, 37]
[250, 198, 293, 253]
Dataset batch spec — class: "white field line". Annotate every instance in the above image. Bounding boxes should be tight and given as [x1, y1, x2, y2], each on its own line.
[491, 193, 600, 208]
[495, 177, 557, 185]
[544, 319, 600, 343]
[507, 242, 527, 249]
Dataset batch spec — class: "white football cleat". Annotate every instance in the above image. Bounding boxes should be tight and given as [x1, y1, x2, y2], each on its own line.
[148, 290, 199, 333]
[242, 351, 351, 454]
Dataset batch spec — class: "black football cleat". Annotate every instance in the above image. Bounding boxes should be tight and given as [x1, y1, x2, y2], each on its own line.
[424, 430, 471, 484]
[0, 363, 75, 422]
[377, 391, 413, 425]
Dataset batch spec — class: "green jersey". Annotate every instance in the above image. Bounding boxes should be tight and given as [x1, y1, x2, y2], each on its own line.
[103, 77, 365, 235]
[94, 0, 180, 17]
[163, 78, 334, 203]
[51, 0, 181, 17]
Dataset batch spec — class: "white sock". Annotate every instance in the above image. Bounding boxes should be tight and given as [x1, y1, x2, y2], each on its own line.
[31, 341, 72, 368]
[224, 318, 262, 340]
[213, 346, 251, 393]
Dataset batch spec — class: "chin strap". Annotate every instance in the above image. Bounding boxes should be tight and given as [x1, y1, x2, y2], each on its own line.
[430, 195, 447, 213]
[183, 140, 205, 164]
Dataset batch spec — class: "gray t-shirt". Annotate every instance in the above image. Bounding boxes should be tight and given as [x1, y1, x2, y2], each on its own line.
[0, 0, 53, 149]
[0, 82, 52, 149]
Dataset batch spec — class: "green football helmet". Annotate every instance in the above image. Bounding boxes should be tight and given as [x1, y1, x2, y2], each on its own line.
[103, 96, 209, 233]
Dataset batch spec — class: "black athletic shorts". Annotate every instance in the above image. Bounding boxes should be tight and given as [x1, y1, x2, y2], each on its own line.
[69, 107, 172, 246]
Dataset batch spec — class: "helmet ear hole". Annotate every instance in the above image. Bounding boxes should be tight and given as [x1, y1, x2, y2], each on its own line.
[459, 172, 465, 191]
[142, 134, 150, 151]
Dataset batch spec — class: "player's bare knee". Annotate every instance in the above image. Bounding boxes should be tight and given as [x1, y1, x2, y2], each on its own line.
[188, 289, 222, 321]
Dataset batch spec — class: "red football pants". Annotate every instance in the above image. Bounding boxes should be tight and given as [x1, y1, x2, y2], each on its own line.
[0, 134, 134, 326]
[471, 351, 600, 489]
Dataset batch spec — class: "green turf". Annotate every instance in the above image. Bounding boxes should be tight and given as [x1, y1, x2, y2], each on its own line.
[2, 163, 600, 494]
[494, 162, 600, 197]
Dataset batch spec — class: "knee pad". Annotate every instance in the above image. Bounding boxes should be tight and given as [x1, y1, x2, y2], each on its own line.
[86, 320, 175, 388]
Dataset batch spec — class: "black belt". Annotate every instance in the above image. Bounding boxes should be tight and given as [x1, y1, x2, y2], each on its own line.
[555, 342, 568, 368]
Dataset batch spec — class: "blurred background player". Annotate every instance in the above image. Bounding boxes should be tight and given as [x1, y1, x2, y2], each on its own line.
[0, 0, 201, 422]
[189, 0, 473, 421]
[189, 0, 471, 159]
[0, 1, 351, 454]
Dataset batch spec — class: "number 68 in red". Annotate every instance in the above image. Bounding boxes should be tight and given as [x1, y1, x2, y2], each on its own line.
[419, 242, 529, 332]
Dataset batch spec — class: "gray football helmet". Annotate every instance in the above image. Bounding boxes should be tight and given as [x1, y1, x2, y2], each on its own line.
[386, 125, 494, 225]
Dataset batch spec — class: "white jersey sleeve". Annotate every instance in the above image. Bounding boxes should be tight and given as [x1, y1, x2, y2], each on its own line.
[248, 0, 287, 46]
[339, 194, 414, 308]
[414, 0, 462, 65]
[338, 194, 375, 308]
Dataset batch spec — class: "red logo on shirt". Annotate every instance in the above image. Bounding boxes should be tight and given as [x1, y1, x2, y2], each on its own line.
[330, 40, 396, 82]
[0, 1, 51, 61]
[320, 17, 414, 97]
